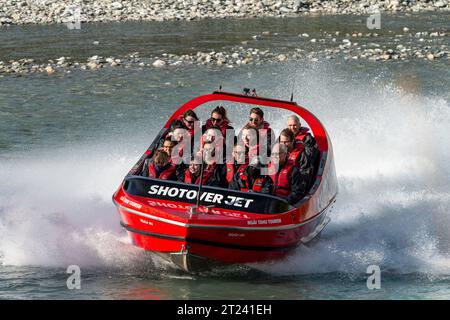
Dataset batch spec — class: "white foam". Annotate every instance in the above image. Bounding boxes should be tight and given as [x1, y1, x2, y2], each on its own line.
[0, 143, 145, 267]
[254, 64, 450, 275]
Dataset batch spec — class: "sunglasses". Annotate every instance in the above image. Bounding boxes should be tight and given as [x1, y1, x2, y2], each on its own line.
[184, 118, 195, 125]
[210, 117, 222, 123]
[249, 117, 260, 123]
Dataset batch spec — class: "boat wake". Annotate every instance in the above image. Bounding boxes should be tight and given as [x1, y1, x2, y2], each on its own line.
[0, 144, 145, 268]
[0, 65, 449, 277]
[254, 64, 450, 276]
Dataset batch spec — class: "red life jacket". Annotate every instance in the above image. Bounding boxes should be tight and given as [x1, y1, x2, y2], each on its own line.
[184, 164, 216, 185]
[148, 162, 177, 180]
[252, 178, 265, 192]
[226, 162, 248, 184]
[238, 171, 266, 192]
[269, 160, 295, 197]
[295, 127, 310, 143]
[288, 143, 304, 165]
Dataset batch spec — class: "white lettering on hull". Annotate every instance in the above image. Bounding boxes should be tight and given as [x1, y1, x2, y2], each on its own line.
[147, 186, 254, 209]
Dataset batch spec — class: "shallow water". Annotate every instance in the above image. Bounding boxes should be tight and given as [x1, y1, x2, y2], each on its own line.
[0, 14, 449, 299]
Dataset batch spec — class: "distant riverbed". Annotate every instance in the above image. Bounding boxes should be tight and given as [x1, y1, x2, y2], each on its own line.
[0, 0, 448, 26]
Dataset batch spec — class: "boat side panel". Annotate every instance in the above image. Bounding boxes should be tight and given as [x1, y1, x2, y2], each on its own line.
[118, 206, 330, 264]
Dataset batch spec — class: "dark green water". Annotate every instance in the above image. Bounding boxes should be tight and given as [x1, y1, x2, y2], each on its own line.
[0, 13, 449, 299]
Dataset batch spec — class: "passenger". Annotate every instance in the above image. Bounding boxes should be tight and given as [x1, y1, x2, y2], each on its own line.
[202, 106, 234, 138]
[168, 124, 188, 143]
[247, 107, 270, 131]
[226, 143, 248, 185]
[201, 141, 228, 188]
[268, 143, 309, 204]
[201, 125, 223, 146]
[178, 142, 227, 188]
[165, 124, 190, 167]
[287, 115, 319, 165]
[229, 156, 273, 194]
[286, 115, 320, 186]
[169, 109, 199, 137]
[142, 149, 177, 180]
[178, 156, 202, 185]
[246, 107, 275, 156]
[160, 137, 177, 156]
[239, 124, 260, 162]
[279, 128, 302, 165]
[200, 125, 226, 162]
[287, 115, 312, 145]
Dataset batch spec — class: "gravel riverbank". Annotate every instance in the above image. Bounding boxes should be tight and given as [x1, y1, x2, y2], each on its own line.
[0, 0, 449, 26]
[1, 29, 448, 76]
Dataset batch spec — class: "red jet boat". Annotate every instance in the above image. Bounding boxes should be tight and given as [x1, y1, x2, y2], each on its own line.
[112, 90, 338, 272]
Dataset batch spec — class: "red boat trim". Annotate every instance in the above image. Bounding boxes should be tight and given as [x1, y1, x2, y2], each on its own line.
[120, 221, 297, 252]
[113, 194, 336, 231]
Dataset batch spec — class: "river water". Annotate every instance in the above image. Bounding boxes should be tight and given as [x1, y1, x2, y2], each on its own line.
[0, 13, 449, 299]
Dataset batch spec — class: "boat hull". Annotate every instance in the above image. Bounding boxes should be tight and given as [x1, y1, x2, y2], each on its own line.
[116, 197, 334, 271]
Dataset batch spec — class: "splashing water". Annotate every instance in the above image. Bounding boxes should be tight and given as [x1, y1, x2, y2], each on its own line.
[254, 64, 450, 276]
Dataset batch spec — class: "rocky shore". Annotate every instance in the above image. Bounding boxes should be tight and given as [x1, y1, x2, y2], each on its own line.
[0, 0, 449, 26]
[1, 29, 448, 76]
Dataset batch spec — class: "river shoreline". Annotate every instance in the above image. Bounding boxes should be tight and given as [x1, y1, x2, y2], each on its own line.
[1, 28, 448, 76]
[0, 0, 449, 26]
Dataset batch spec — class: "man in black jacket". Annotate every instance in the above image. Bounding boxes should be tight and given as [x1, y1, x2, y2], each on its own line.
[287, 115, 320, 174]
